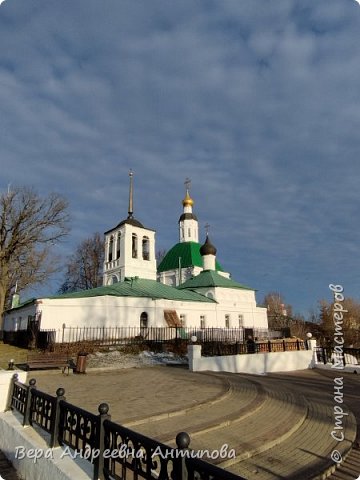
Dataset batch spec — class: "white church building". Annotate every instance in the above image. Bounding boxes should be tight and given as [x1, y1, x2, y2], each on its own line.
[3, 174, 268, 341]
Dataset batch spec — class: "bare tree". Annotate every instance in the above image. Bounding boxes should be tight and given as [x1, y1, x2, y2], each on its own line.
[156, 248, 167, 265]
[59, 232, 104, 293]
[318, 298, 360, 347]
[262, 291, 293, 330]
[0, 186, 69, 329]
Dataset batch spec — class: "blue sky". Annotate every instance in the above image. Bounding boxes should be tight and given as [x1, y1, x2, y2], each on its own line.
[1, 0, 359, 317]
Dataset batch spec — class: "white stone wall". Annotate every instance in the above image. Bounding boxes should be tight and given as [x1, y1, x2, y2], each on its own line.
[188, 345, 314, 375]
[0, 370, 27, 412]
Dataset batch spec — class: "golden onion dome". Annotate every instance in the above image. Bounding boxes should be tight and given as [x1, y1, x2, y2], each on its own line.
[182, 190, 194, 207]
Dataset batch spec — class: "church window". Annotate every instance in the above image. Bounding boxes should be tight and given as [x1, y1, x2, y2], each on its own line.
[188, 228, 191, 238]
[116, 232, 121, 259]
[111, 275, 118, 284]
[180, 314, 186, 326]
[225, 315, 230, 328]
[132, 234, 138, 258]
[238, 314, 244, 327]
[140, 312, 148, 333]
[142, 236, 150, 260]
[200, 315, 206, 329]
[108, 236, 114, 262]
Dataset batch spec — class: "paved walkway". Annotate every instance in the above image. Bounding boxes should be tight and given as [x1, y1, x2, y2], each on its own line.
[1, 365, 359, 480]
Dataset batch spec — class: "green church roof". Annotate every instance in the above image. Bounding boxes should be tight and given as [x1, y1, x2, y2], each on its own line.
[50, 277, 215, 303]
[178, 270, 254, 291]
[157, 241, 224, 273]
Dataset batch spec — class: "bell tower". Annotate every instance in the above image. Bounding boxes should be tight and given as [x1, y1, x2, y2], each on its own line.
[103, 171, 156, 285]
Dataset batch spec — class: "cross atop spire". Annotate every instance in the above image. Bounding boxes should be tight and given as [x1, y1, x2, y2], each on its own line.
[184, 177, 191, 194]
[204, 223, 210, 236]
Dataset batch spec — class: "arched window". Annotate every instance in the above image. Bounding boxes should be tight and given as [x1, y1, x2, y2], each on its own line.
[108, 236, 114, 262]
[142, 236, 150, 260]
[132, 234, 138, 258]
[140, 312, 148, 335]
[116, 232, 121, 259]
[108, 275, 118, 285]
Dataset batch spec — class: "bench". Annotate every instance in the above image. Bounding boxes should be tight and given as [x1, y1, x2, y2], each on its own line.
[25, 354, 74, 375]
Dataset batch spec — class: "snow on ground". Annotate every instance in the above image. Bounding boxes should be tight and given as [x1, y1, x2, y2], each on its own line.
[87, 349, 188, 369]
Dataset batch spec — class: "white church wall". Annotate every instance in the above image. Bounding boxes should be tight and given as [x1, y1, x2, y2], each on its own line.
[180, 287, 268, 330]
[215, 305, 268, 330]
[27, 296, 217, 341]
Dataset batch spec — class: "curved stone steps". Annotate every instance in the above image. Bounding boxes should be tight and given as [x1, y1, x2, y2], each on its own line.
[181, 385, 308, 467]
[225, 393, 356, 480]
[127, 376, 267, 441]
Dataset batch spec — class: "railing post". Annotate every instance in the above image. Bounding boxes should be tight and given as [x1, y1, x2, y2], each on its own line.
[24, 378, 37, 426]
[50, 387, 66, 448]
[6, 373, 18, 411]
[175, 431, 190, 480]
[296, 339, 300, 351]
[268, 340, 272, 353]
[93, 402, 110, 480]
[283, 340, 286, 352]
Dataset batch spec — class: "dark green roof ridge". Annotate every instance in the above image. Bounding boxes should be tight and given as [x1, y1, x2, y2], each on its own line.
[178, 270, 254, 291]
[49, 277, 215, 303]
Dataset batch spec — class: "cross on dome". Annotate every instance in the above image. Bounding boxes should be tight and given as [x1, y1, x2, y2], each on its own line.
[182, 177, 194, 207]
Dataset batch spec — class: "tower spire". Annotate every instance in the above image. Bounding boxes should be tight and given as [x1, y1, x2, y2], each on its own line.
[128, 169, 134, 219]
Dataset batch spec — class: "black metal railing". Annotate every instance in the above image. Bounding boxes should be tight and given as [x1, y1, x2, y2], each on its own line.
[30, 387, 65, 447]
[51, 326, 275, 346]
[8, 376, 35, 425]
[103, 420, 177, 479]
[315, 346, 360, 366]
[58, 400, 100, 458]
[202, 339, 306, 357]
[7, 375, 246, 480]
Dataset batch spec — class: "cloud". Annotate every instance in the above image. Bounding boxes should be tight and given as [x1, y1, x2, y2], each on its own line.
[1, 0, 360, 313]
